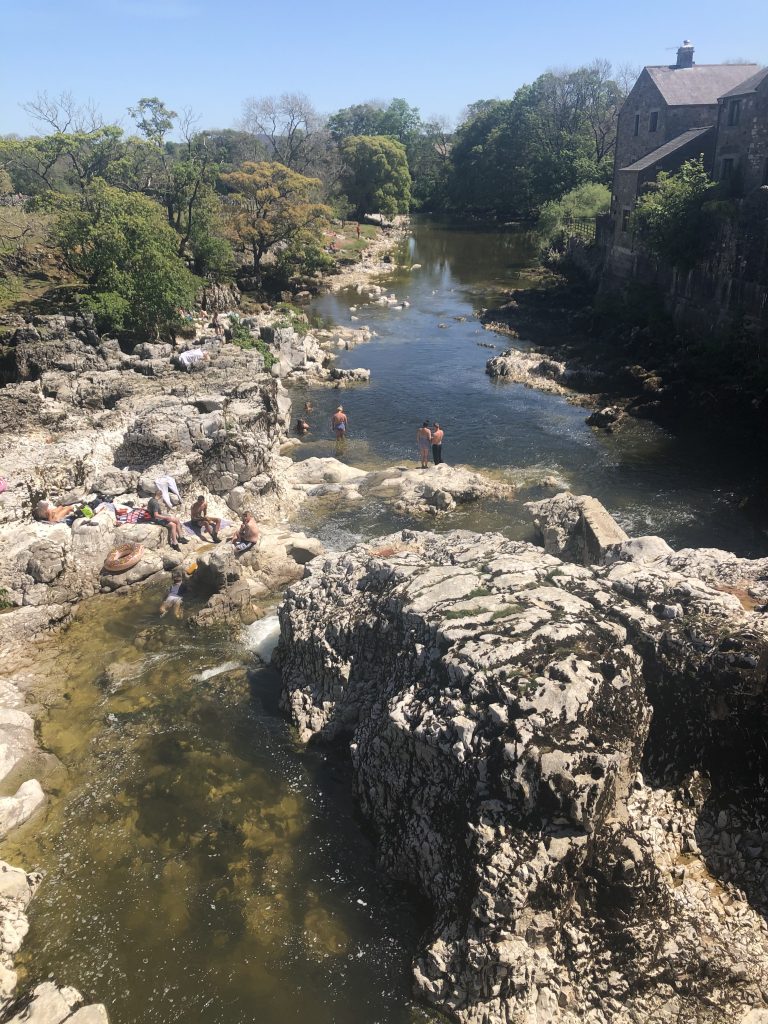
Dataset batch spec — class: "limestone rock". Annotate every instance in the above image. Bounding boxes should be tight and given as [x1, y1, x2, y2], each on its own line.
[278, 529, 768, 1024]
[525, 491, 629, 565]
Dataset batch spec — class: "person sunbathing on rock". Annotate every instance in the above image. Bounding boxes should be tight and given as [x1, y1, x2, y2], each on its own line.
[34, 499, 77, 524]
[190, 495, 221, 543]
[231, 511, 260, 554]
[147, 493, 188, 551]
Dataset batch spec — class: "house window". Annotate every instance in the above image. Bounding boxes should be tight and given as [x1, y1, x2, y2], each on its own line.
[727, 99, 741, 127]
[633, 113, 640, 137]
[721, 157, 735, 180]
[621, 208, 632, 232]
[649, 111, 659, 132]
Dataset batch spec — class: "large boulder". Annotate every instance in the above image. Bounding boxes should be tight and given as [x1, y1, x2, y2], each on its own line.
[525, 491, 629, 565]
[278, 530, 768, 1024]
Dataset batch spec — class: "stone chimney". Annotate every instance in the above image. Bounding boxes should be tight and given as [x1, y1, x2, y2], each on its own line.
[676, 40, 695, 68]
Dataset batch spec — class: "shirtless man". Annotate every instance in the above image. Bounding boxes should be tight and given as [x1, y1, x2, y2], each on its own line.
[330, 405, 348, 438]
[232, 511, 260, 553]
[431, 422, 445, 465]
[190, 495, 221, 543]
[416, 421, 432, 469]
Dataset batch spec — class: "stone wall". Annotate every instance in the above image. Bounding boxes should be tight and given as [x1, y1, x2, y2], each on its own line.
[602, 188, 768, 338]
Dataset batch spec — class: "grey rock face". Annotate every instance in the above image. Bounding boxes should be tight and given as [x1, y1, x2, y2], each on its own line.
[526, 491, 629, 565]
[279, 530, 768, 1024]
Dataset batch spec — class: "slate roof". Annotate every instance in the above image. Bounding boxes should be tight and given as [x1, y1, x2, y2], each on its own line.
[720, 66, 768, 99]
[620, 126, 714, 173]
[644, 64, 758, 106]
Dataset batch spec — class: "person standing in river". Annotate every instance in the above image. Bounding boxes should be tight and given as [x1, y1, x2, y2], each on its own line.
[416, 421, 432, 469]
[431, 422, 444, 465]
[331, 405, 348, 450]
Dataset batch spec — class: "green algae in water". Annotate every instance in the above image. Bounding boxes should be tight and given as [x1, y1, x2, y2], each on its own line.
[5, 589, 435, 1024]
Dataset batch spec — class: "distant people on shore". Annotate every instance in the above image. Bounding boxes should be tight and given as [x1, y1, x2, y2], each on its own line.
[431, 423, 444, 465]
[416, 421, 431, 469]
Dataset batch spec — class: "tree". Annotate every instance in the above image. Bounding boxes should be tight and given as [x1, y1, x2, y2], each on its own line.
[631, 157, 717, 269]
[129, 97, 177, 148]
[327, 102, 387, 141]
[51, 179, 199, 337]
[340, 136, 411, 220]
[239, 93, 325, 173]
[220, 161, 330, 272]
[448, 63, 627, 220]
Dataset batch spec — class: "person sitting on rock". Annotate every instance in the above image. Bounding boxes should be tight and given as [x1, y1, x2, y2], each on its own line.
[147, 492, 188, 551]
[34, 499, 76, 524]
[190, 495, 221, 543]
[232, 511, 260, 554]
[160, 569, 186, 619]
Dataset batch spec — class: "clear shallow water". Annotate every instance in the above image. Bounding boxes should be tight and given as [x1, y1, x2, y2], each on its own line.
[294, 220, 767, 557]
[4, 590, 433, 1024]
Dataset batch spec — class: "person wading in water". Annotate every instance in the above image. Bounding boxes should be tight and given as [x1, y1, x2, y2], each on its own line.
[331, 405, 348, 453]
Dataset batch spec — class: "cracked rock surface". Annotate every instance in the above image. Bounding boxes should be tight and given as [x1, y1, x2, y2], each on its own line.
[278, 529, 768, 1023]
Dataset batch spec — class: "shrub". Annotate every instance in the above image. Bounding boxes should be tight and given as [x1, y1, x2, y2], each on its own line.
[631, 157, 717, 269]
[229, 314, 276, 370]
[537, 182, 610, 248]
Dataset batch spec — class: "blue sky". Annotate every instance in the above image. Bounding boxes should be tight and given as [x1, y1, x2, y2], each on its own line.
[2, 0, 767, 136]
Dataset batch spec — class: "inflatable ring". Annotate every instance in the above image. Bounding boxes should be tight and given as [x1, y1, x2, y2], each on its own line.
[103, 542, 144, 574]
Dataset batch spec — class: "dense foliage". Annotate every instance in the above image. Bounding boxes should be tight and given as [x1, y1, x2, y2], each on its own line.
[51, 179, 199, 336]
[631, 157, 717, 268]
[0, 63, 630, 333]
[220, 161, 331, 272]
[340, 136, 411, 220]
[537, 182, 611, 246]
[447, 63, 624, 220]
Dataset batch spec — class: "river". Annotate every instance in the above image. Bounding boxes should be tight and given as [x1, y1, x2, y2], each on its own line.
[294, 219, 767, 557]
[4, 218, 766, 1024]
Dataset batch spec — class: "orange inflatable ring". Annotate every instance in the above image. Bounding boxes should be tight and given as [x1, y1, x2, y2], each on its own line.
[103, 542, 144, 573]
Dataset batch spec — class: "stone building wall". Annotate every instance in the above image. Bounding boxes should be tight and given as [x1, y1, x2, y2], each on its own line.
[601, 189, 768, 338]
[716, 83, 768, 193]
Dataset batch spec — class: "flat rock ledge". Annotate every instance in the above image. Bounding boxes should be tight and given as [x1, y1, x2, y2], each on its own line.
[278, 529, 768, 1024]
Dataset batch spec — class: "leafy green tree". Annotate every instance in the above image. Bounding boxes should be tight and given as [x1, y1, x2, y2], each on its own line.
[129, 97, 177, 148]
[340, 136, 411, 219]
[220, 161, 330, 272]
[631, 157, 717, 268]
[51, 179, 199, 337]
[327, 102, 387, 141]
[448, 63, 626, 219]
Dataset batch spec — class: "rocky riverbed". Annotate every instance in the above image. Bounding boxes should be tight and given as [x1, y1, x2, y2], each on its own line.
[3, 220, 768, 1023]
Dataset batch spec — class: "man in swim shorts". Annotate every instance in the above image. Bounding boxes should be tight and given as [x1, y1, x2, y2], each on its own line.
[330, 405, 348, 438]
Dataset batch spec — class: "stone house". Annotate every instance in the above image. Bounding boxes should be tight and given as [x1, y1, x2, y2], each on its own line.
[715, 67, 768, 193]
[608, 43, 758, 251]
